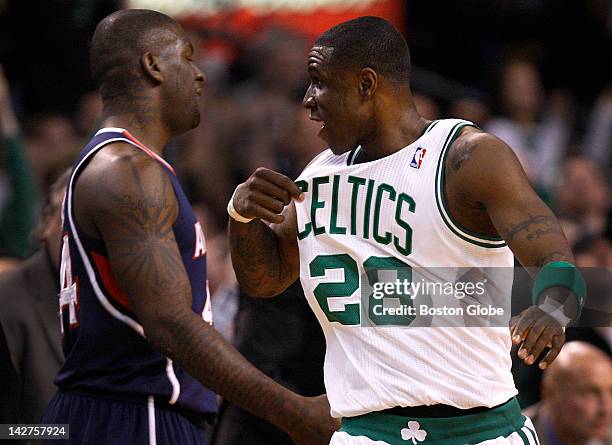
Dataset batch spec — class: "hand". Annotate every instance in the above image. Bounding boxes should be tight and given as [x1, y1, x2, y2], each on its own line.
[285, 395, 340, 445]
[510, 305, 566, 369]
[233, 167, 303, 224]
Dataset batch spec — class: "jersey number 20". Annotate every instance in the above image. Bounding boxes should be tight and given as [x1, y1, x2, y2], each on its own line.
[309, 254, 414, 326]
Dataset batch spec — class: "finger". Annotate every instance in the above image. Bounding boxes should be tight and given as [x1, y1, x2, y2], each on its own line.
[512, 312, 536, 344]
[246, 202, 284, 224]
[256, 168, 303, 200]
[539, 333, 565, 369]
[250, 190, 285, 214]
[509, 315, 521, 343]
[250, 177, 292, 205]
[526, 325, 557, 366]
[520, 318, 548, 357]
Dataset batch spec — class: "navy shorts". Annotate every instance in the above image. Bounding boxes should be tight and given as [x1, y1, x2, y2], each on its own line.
[42, 391, 207, 445]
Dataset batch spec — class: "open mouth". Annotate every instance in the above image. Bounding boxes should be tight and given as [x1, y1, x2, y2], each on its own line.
[309, 115, 325, 132]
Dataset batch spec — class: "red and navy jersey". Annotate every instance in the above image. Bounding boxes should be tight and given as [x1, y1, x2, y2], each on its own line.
[56, 128, 217, 419]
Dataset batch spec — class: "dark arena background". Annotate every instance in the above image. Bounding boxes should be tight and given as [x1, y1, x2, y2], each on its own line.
[0, 0, 610, 444]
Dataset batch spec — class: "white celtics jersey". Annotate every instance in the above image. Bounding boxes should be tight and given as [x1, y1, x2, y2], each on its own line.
[295, 119, 518, 418]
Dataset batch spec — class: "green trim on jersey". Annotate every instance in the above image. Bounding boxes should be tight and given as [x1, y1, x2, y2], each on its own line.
[423, 119, 440, 135]
[347, 120, 438, 167]
[434, 122, 508, 248]
[347, 146, 361, 166]
[339, 398, 531, 445]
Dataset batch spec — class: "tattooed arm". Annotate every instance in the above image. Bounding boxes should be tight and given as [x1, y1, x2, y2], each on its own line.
[73, 145, 336, 444]
[446, 127, 574, 268]
[445, 128, 576, 368]
[228, 168, 302, 297]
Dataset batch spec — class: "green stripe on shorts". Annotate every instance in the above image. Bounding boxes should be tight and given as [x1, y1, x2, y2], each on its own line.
[339, 398, 526, 445]
[516, 428, 530, 444]
[525, 425, 539, 445]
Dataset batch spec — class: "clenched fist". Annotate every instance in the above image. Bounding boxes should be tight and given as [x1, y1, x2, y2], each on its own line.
[232, 168, 304, 224]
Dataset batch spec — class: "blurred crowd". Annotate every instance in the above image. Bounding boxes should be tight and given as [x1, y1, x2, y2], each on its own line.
[0, 29, 612, 266]
[1, 26, 610, 272]
[0, 1, 610, 444]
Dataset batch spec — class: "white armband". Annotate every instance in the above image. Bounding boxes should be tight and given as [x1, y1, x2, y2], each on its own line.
[227, 188, 254, 223]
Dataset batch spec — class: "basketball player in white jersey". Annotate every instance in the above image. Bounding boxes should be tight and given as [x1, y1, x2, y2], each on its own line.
[228, 17, 585, 445]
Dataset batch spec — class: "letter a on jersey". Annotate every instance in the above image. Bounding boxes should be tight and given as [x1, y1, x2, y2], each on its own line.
[59, 234, 79, 333]
[193, 222, 206, 259]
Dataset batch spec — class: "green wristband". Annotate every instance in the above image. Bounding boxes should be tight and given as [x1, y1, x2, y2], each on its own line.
[532, 261, 586, 320]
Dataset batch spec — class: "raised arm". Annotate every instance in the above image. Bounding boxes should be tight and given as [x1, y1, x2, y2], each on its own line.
[445, 128, 581, 368]
[74, 147, 336, 444]
[228, 167, 302, 297]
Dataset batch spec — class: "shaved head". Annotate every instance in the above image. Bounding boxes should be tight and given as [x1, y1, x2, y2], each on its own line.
[544, 341, 611, 385]
[542, 341, 612, 442]
[90, 9, 179, 102]
[315, 16, 411, 86]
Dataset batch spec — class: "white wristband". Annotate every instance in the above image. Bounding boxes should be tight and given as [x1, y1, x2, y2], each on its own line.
[227, 188, 255, 223]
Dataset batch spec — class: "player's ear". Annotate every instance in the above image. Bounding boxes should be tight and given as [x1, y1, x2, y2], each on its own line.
[359, 67, 377, 99]
[141, 52, 164, 83]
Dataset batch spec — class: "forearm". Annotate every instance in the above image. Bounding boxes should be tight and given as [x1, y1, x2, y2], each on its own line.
[146, 308, 300, 430]
[508, 233, 574, 271]
[229, 219, 292, 297]
[494, 197, 574, 271]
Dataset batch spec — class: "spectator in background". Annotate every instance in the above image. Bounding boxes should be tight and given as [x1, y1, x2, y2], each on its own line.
[574, 235, 612, 268]
[232, 29, 309, 177]
[486, 59, 571, 195]
[0, 169, 68, 433]
[449, 96, 490, 128]
[22, 112, 79, 194]
[412, 92, 440, 120]
[583, 86, 612, 172]
[555, 155, 610, 244]
[74, 91, 103, 139]
[523, 342, 612, 445]
[264, 104, 325, 179]
[234, 28, 308, 101]
[0, 65, 36, 258]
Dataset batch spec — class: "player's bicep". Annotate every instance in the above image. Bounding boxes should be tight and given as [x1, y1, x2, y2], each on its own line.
[88, 154, 192, 322]
[458, 134, 572, 267]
